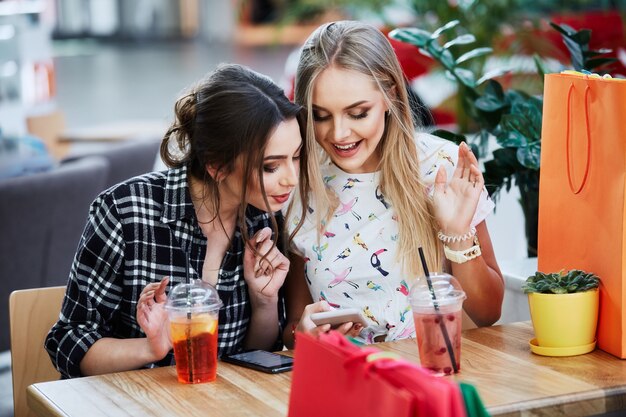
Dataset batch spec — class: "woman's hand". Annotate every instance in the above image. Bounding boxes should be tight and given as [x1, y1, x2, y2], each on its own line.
[296, 301, 362, 337]
[136, 277, 172, 362]
[243, 227, 289, 306]
[433, 142, 484, 236]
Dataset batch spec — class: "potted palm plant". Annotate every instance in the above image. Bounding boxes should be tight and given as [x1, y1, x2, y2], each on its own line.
[522, 269, 599, 356]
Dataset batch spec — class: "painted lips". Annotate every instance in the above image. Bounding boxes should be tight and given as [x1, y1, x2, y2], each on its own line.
[332, 140, 361, 157]
[272, 193, 291, 204]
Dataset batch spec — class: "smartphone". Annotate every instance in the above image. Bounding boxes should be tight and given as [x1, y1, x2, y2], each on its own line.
[310, 308, 369, 329]
[221, 350, 294, 374]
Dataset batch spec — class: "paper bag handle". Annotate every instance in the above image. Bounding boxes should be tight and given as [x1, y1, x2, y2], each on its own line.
[566, 83, 591, 194]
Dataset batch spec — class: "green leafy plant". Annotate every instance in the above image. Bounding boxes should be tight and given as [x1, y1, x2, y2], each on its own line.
[389, 21, 615, 256]
[522, 269, 599, 294]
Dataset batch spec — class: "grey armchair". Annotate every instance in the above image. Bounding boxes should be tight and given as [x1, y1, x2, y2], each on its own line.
[0, 156, 109, 351]
[64, 138, 162, 190]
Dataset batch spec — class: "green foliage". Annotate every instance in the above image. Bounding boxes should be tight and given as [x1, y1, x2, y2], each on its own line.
[389, 21, 614, 202]
[522, 270, 599, 294]
[389, 22, 541, 201]
[407, 0, 525, 62]
[549, 22, 617, 71]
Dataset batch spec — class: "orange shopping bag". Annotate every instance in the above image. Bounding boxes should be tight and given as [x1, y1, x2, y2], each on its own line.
[538, 72, 626, 358]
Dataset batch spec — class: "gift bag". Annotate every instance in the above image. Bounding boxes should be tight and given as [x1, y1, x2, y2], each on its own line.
[287, 331, 468, 417]
[538, 73, 626, 358]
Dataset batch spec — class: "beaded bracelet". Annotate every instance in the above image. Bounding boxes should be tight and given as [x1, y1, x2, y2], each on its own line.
[437, 226, 477, 244]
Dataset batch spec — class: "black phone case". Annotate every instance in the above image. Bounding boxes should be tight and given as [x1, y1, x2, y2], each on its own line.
[221, 351, 293, 374]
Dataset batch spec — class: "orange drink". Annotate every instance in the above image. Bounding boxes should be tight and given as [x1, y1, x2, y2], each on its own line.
[165, 280, 222, 384]
[171, 313, 219, 384]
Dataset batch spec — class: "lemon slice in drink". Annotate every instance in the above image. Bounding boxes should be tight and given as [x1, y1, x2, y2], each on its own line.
[207, 318, 218, 335]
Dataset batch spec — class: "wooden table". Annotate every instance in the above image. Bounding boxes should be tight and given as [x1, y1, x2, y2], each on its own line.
[27, 322, 626, 417]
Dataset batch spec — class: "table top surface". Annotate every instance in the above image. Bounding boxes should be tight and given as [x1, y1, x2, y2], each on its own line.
[28, 322, 626, 417]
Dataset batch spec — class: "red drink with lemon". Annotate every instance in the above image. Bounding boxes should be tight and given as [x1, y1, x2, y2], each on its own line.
[171, 314, 218, 383]
[166, 280, 222, 384]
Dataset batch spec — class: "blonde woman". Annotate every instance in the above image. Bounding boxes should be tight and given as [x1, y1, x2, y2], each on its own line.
[283, 21, 504, 347]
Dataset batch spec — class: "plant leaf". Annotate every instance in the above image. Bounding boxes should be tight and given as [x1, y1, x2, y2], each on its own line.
[475, 95, 506, 112]
[533, 54, 549, 83]
[517, 141, 541, 170]
[456, 47, 493, 65]
[483, 147, 522, 197]
[563, 37, 585, 70]
[439, 49, 456, 69]
[453, 67, 476, 88]
[431, 129, 467, 145]
[549, 22, 576, 37]
[475, 80, 506, 112]
[388, 28, 432, 47]
[431, 20, 460, 38]
[586, 57, 618, 71]
[571, 29, 591, 45]
[584, 49, 613, 58]
[523, 268, 599, 293]
[476, 68, 510, 85]
[499, 114, 533, 144]
[443, 34, 476, 49]
[498, 130, 527, 147]
[512, 98, 543, 139]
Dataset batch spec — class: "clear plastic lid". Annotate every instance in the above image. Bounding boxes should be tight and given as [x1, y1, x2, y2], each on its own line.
[165, 280, 223, 314]
[408, 272, 466, 308]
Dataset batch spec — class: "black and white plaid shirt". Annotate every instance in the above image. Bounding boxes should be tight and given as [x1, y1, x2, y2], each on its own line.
[45, 166, 286, 378]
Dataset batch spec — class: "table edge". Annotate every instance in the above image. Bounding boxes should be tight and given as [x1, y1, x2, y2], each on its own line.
[27, 384, 67, 417]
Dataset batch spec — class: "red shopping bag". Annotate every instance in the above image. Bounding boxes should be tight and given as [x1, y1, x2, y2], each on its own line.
[538, 73, 626, 358]
[287, 331, 467, 417]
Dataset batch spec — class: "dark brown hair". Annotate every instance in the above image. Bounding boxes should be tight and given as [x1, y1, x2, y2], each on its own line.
[161, 63, 308, 253]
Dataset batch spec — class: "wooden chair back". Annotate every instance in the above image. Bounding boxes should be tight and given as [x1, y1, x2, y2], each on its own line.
[9, 286, 65, 417]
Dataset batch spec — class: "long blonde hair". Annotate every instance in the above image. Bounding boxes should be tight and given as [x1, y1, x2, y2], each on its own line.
[294, 20, 442, 276]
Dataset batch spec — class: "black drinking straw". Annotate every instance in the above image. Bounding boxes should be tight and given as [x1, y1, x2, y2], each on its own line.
[185, 263, 194, 383]
[418, 247, 459, 374]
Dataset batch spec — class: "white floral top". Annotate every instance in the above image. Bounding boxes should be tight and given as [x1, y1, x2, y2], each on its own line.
[288, 133, 494, 343]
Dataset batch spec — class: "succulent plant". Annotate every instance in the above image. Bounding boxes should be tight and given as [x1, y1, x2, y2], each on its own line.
[522, 270, 599, 294]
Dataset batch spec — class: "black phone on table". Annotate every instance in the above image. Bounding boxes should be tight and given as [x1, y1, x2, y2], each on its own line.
[221, 350, 294, 374]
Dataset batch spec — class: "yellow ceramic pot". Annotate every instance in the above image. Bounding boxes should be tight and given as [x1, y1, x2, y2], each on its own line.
[528, 289, 599, 348]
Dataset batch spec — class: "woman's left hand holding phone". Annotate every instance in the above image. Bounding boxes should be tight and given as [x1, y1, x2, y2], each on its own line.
[137, 277, 172, 362]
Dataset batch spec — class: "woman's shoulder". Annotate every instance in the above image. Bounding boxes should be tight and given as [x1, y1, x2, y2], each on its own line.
[90, 169, 176, 220]
[100, 170, 169, 200]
